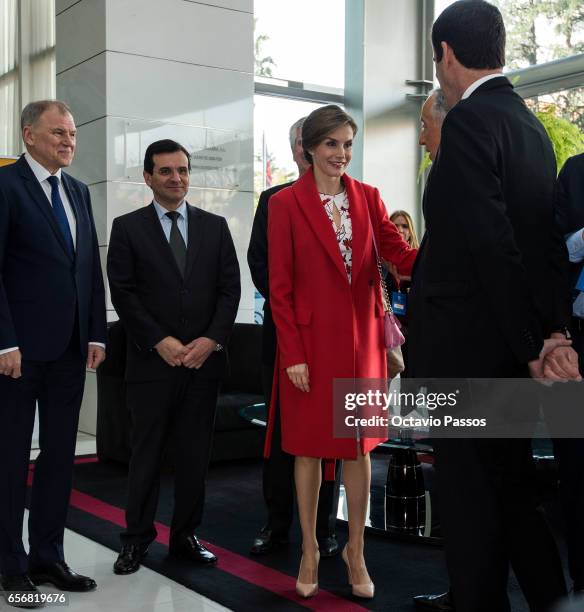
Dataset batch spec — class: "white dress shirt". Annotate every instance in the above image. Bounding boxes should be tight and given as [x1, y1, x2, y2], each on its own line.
[153, 199, 189, 246]
[24, 152, 77, 248]
[461, 72, 505, 100]
[567, 228, 584, 318]
[0, 154, 104, 356]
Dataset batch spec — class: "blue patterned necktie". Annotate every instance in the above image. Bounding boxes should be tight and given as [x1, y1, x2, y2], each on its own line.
[47, 175, 75, 257]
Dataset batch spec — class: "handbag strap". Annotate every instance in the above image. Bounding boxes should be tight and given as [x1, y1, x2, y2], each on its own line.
[362, 187, 394, 315]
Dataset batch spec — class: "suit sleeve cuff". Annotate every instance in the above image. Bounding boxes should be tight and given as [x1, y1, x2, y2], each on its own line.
[566, 228, 584, 263]
[0, 346, 19, 356]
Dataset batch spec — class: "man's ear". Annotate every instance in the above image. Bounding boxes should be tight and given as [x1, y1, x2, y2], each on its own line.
[143, 170, 152, 187]
[22, 126, 33, 147]
[441, 42, 449, 63]
[441, 41, 456, 66]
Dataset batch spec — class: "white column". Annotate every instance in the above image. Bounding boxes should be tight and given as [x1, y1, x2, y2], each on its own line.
[55, 0, 255, 434]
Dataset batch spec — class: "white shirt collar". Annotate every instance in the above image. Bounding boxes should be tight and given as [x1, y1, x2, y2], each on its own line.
[24, 152, 62, 183]
[461, 73, 505, 100]
[153, 199, 187, 220]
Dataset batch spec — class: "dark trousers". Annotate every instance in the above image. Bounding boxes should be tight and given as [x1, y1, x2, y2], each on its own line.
[553, 437, 584, 590]
[552, 322, 584, 591]
[0, 334, 85, 575]
[121, 368, 219, 546]
[261, 364, 340, 539]
[433, 437, 566, 612]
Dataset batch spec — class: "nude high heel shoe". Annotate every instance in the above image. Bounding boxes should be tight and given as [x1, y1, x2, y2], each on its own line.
[342, 545, 375, 599]
[295, 550, 320, 598]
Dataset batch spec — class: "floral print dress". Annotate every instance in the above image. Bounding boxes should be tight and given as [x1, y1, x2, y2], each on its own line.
[319, 190, 353, 283]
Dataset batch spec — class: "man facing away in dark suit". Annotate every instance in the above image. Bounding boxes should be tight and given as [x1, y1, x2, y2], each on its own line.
[0, 100, 107, 605]
[247, 118, 341, 557]
[107, 139, 240, 575]
[551, 153, 584, 597]
[407, 2, 580, 612]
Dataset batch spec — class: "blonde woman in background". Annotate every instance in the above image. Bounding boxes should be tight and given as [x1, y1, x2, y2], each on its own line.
[390, 210, 419, 249]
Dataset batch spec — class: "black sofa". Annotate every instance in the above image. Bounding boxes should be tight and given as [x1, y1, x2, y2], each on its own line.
[96, 321, 265, 465]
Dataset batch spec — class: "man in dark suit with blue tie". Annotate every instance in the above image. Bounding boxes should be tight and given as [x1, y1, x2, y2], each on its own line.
[0, 100, 107, 605]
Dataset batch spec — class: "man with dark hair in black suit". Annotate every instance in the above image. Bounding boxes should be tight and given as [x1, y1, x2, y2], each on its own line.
[108, 139, 240, 575]
[408, 2, 579, 611]
[0, 100, 107, 605]
[247, 118, 340, 557]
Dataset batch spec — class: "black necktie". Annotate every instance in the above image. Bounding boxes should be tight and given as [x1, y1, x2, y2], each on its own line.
[165, 211, 187, 275]
[47, 175, 75, 257]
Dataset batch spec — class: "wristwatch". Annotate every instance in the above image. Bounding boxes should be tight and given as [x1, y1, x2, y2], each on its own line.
[552, 326, 572, 340]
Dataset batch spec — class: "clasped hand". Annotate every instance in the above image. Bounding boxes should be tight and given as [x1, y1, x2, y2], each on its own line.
[528, 336, 582, 384]
[155, 336, 216, 369]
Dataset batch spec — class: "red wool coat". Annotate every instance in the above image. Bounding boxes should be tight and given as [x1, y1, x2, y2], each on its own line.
[266, 169, 417, 460]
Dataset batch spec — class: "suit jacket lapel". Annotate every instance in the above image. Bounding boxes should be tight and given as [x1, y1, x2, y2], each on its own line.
[184, 204, 203, 281]
[422, 163, 435, 219]
[292, 169, 347, 282]
[18, 156, 73, 260]
[144, 203, 184, 280]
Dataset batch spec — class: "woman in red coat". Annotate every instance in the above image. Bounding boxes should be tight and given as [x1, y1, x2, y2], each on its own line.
[267, 105, 417, 598]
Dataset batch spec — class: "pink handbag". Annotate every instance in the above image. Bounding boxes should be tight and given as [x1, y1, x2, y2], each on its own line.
[367, 210, 406, 350]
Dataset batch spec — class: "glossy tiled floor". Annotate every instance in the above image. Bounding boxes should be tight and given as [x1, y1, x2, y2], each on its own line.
[19, 434, 230, 612]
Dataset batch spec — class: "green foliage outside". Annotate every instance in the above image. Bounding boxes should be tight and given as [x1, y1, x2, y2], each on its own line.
[493, 0, 584, 131]
[417, 152, 432, 183]
[535, 107, 584, 172]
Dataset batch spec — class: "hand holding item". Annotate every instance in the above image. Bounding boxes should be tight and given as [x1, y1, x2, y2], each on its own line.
[382, 259, 411, 284]
[86, 345, 106, 369]
[286, 363, 310, 393]
[528, 337, 580, 383]
[384, 260, 400, 287]
[155, 336, 188, 367]
[182, 337, 216, 369]
[0, 348, 22, 378]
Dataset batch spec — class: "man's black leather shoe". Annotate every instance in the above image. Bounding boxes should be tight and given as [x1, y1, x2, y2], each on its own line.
[29, 562, 96, 592]
[113, 543, 149, 575]
[317, 535, 340, 558]
[0, 574, 43, 608]
[169, 535, 217, 565]
[250, 528, 289, 555]
[413, 590, 455, 611]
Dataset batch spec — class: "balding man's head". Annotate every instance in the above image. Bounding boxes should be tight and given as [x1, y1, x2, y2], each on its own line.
[419, 89, 449, 162]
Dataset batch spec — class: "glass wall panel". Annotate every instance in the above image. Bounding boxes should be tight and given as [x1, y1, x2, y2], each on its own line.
[525, 85, 584, 171]
[526, 86, 584, 130]
[0, 0, 18, 155]
[28, 0, 56, 102]
[252, 95, 323, 322]
[253, 94, 323, 202]
[254, 0, 345, 88]
[0, 0, 55, 156]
